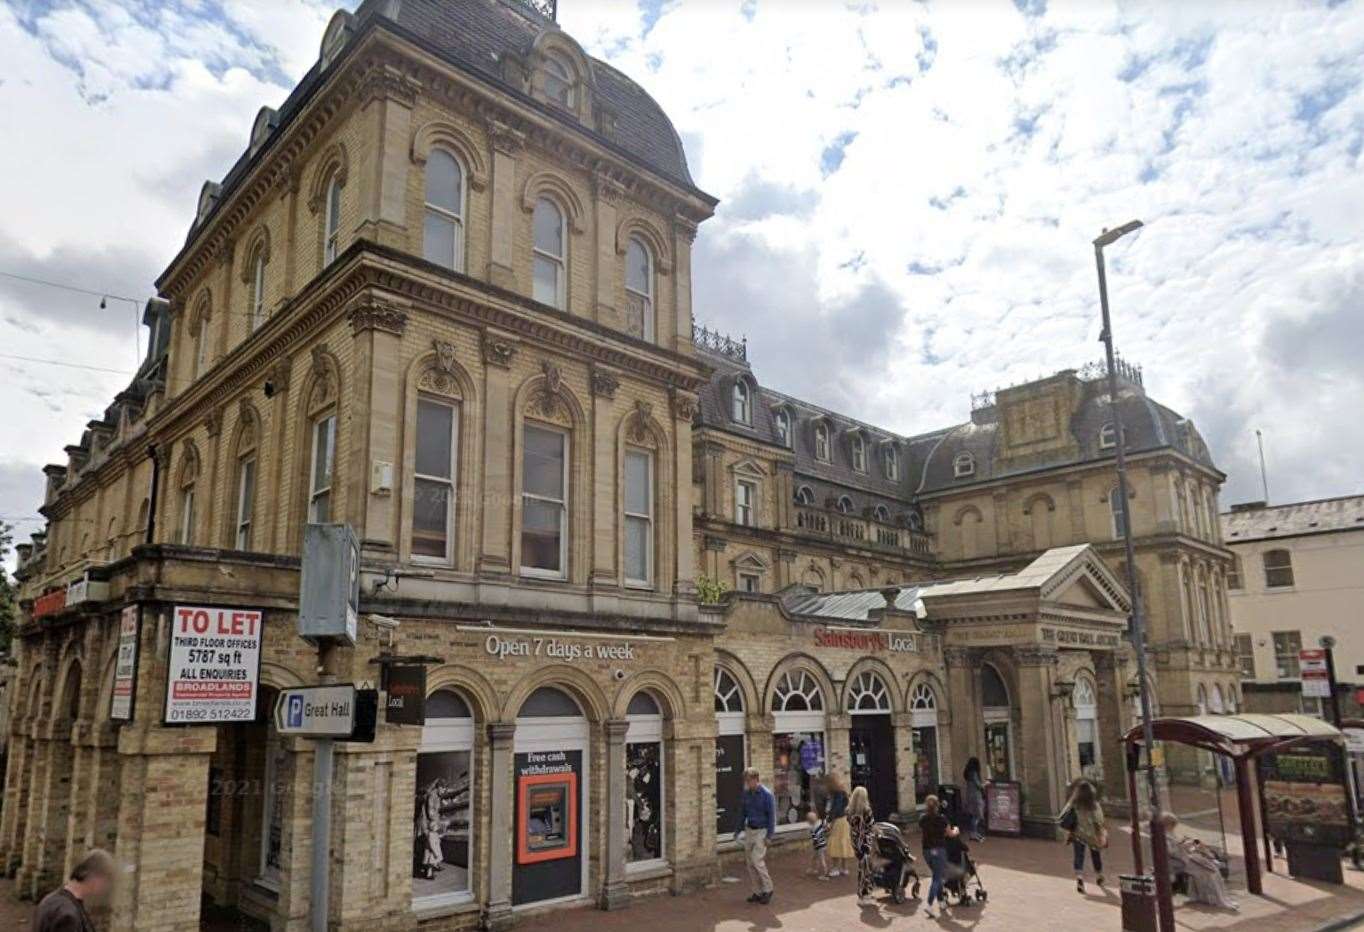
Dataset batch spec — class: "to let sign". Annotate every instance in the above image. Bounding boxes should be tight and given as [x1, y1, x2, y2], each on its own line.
[164, 606, 264, 724]
[1300, 649, 1331, 699]
[110, 605, 140, 721]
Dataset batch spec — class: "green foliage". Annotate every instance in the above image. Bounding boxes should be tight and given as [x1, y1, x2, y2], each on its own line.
[694, 574, 729, 605]
[0, 522, 15, 653]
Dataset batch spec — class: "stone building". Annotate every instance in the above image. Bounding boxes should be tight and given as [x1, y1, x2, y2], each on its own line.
[1222, 495, 1364, 719]
[0, 1, 1237, 930]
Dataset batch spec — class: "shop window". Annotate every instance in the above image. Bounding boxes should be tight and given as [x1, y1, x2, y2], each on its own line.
[424, 149, 466, 273]
[714, 668, 747, 838]
[1273, 630, 1302, 678]
[414, 690, 474, 906]
[414, 398, 458, 562]
[910, 684, 940, 805]
[1263, 548, 1294, 588]
[521, 424, 568, 578]
[1235, 633, 1255, 679]
[513, 687, 586, 906]
[625, 692, 665, 867]
[770, 669, 826, 830]
[308, 414, 336, 523]
[1073, 677, 1098, 775]
[624, 450, 653, 586]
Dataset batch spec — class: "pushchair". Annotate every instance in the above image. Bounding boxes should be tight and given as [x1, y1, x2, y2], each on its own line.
[867, 822, 921, 904]
[940, 835, 987, 904]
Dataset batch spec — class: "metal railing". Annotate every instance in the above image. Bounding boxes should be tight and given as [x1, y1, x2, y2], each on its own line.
[792, 506, 932, 559]
[693, 323, 747, 361]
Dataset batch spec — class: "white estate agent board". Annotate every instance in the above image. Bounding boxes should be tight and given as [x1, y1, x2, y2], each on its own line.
[110, 605, 140, 721]
[164, 605, 264, 724]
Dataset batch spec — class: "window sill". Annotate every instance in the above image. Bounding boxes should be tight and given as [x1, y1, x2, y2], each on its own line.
[519, 569, 569, 583]
[412, 895, 478, 921]
[625, 860, 671, 881]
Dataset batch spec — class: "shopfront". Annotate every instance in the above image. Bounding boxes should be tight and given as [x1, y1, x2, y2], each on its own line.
[847, 671, 897, 820]
[513, 687, 588, 908]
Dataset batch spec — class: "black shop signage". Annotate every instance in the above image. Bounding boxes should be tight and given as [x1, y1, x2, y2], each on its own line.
[513, 750, 583, 906]
[386, 665, 426, 726]
[715, 734, 746, 836]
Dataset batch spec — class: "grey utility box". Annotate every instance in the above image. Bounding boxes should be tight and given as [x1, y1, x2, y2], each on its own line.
[299, 523, 360, 644]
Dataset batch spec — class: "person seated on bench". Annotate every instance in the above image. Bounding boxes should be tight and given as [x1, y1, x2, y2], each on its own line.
[1158, 813, 1237, 911]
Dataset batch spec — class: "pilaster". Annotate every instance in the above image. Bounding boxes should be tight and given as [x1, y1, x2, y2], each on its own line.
[484, 722, 516, 930]
[600, 719, 631, 911]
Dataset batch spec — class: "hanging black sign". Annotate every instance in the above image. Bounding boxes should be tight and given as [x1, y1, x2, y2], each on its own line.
[386, 665, 427, 726]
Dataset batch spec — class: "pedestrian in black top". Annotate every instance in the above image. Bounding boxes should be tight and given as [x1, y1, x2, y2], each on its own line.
[847, 786, 876, 904]
[35, 849, 115, 932]
[919, 794, 958, 918]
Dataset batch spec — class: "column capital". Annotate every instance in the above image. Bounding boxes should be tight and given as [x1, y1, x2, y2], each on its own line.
[488, 721, 516, 747]
[604, 718, 630, 742]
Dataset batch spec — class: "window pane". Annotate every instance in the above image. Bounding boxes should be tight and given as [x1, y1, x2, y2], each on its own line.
[327, 180, 341, 234]
[626, 239, 650, 295]
[425, 150, 462, 214]
[625, 452, 650, 516]
[423, 213, 458, 269]
[238, 459, 255, 544]
[416, 400, 453, 479]
[523, 426, 564, 499]
[533, 199, 564, 256]
[521, 498, 562, 572]
[533, 255, 560, 306]
[412, 478, 449, 558]
[313, 417, 334, 490]
[625, 515, 649, 581]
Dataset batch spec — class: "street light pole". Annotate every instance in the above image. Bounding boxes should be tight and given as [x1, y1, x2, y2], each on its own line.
[1093, 220, 1175, 932]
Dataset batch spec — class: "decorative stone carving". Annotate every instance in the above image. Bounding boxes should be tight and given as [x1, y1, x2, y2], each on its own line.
[432, 340, 458, 376]
[203, 408, 222, 438]
[590, 368, 619, 399]
[669, 388, 698, 422]
[237, 399, 257, 447]
[266, 357, 292, 397]
[627, 400, 654, 444]
[530, 360, 565, 418]
[485, 116, 527, 155]
[348, 301, 408, 336]
[481, 332, 517, 369]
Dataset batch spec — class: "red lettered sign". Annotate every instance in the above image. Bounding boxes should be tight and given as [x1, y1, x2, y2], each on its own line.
[163, 606, 264, 724]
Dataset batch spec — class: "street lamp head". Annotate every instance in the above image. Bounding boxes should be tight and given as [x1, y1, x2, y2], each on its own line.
[1094, 219, 1144, 248]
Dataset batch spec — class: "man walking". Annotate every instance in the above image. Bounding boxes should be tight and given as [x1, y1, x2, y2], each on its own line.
[34, 849, 115, 932]
[733, 767, 776, 905]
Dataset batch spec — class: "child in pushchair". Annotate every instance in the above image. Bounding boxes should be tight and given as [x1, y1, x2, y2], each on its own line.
[864, 822, 921, 904]
[940, 834, 988, 905]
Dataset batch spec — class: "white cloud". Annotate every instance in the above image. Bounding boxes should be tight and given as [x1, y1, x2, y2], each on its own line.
[0, 0, 1360, 563]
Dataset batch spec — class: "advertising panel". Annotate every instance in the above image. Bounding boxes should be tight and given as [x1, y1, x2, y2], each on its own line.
[163, 605, 263, 724]
[413, 750, 472, 899]
[714, 734, 746, 836]
[1260, 743, 1352, 846]
[513, 750, 583, 906]
[110, 604, 140, 721]
[985, 781, 1022, 835]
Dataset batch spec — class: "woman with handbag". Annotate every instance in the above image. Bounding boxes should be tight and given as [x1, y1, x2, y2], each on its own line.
[1059, 779, 1106, 893]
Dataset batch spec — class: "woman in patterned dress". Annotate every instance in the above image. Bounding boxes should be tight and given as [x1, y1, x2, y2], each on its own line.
[847, 786, 877, 904]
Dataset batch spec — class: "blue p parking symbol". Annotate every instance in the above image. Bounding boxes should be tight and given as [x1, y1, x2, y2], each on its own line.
[287, 694, 304, 728]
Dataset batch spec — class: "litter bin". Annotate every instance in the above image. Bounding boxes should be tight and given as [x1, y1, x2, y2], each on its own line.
[935, 783, 960, 824]
[1119, 874, 1157, 932]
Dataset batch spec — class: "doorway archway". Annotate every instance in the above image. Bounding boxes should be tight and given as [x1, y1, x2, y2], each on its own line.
[513, 687, 589, 908]
[981, 664, 1014, 781]
[846, 670, 896, 820]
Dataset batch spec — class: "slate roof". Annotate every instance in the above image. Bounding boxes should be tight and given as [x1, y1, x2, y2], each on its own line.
[694, 345, 1216, 515]
[1220, 495, 1364, 543]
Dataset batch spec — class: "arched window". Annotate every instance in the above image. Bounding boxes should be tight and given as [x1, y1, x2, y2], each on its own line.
[771, 670, 824, 712]
[415, 688, 475, 904]
[323, 173, 343, 266]
[235, 452, 257, 550]
[814, 423, 831, 462]
[794, 485, 815, 507]
[1263, 548, 1294, 588]
[625, 691, 666, 865]
[1109, 487, 1128, 539]
[874, 505, 891, 523]
[848, 671, 891, 713]
[176, 453, 199, 546]
[1210, 684, 1225, 714]
[625, 236, 655, 342]
[532, 197, 567, 309]
[981, 663, 1013, 779]
[714, 668, 747, 836]
[774, 409, 791, 448]
[519, 686, 582, 717]
[851, 435, 866, 472]
[543, 51, 576, 108]
[308, 413, 336, 523]
[1073, 677, 1099, 773]
[953, 452, 975, 478]
[249, 247, 267, 331]
[1196, 684, 1208, 715]
[836, 496, 854, 515]
[715, 668, 744, 714]
[423, 149, 466, 273]
[981, 665, 1010, 708]
[732, 380, 751, 424]
[909, 683, 940, 804]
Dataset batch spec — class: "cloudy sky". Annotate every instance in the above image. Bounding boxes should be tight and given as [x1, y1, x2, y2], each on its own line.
[1, 0, 1361, 558]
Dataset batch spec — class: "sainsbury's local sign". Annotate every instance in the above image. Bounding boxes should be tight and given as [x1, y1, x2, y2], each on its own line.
[814, 626, 917, 654]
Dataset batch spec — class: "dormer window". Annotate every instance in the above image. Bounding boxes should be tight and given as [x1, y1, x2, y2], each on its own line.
[1099, 422, 1120, 450]
[732, 380, 752, 425]
[794, 485, 815, 506]
[774, 409, 791, 448]
[544, 51, 576, 109]
[884, 445, 899, 480]
[874, 505, 891, 523]
[953, 452, 975, 478]
[836, 496, 854, 515]
[851, 435, 866, 473]
[814, 423, 830, 462]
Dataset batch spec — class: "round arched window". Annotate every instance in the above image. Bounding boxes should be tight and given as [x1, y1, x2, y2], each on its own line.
[848, 671, 891, 713]
[771, 670, 824, 712]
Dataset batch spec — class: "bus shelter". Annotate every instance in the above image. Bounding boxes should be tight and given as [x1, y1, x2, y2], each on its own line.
[1123, 713, 1342, 902]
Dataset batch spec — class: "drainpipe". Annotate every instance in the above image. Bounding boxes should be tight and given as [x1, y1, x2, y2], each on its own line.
[145, 444, 161, 545]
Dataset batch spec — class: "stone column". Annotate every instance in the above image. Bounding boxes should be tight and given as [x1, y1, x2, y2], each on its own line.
[110, 726, 217, 932]
[776, 549, 797, 590]
[264, 356, 293, 552]
[600, 719, 630, 911]
[891, 711, 917, 818]
[671, 391, 698, 601]
[361, 67, 416, 250]
[346, 299, 409, 560]
[485, 722, 516, 931]
[593, 173, 622, 329]
[943, 648, 979, 778]
[1094, 651, 1131, 803]
[825, 713, 851, 788]
[991, 490, 1010, 555]
[589, 371, 618, 592]
[202, 408, 223, 545]
[671, 220, 697, 355]
[486, 122, 524, 290]
[22, 716, 75, 899]
[1014, 647, 1065, 828]
[1065, 478, 1086, 540]
[478, 334, 519, 577]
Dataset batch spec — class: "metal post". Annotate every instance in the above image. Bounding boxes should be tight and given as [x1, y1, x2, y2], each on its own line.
[311, 737, 333, 932]
[1323, 639, 1343, 728]
[1094, 226, 1175, 932]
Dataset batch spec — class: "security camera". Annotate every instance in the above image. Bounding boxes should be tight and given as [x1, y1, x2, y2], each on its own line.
[367, 614, 401, 631]
[613, 669, 627, 682]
